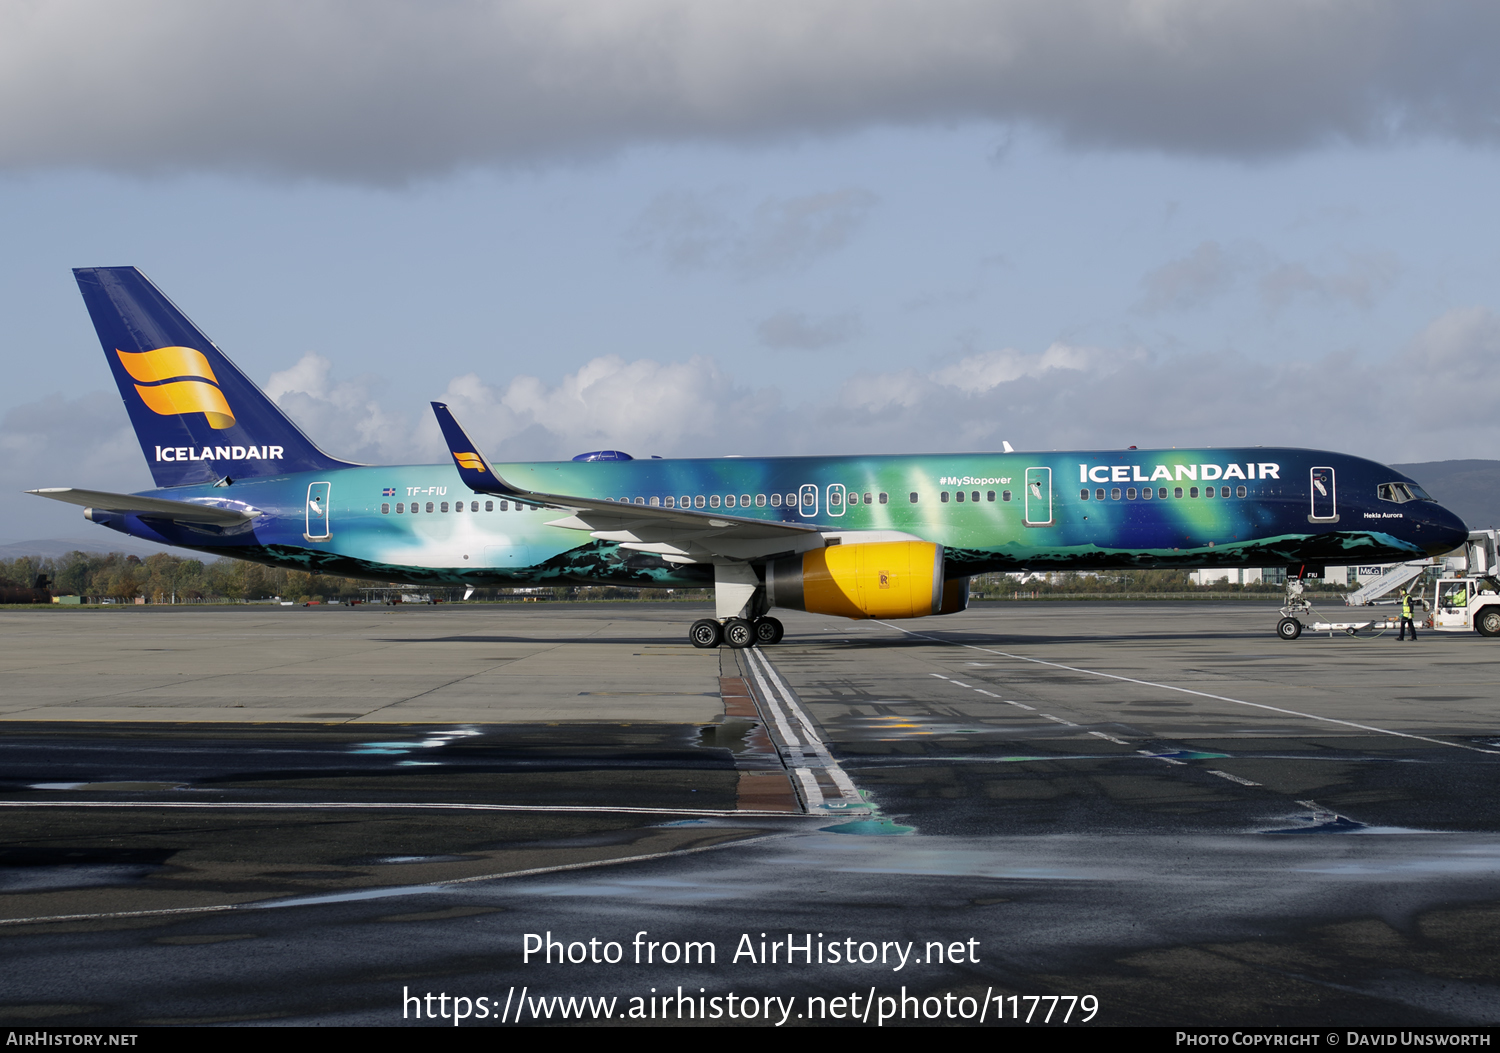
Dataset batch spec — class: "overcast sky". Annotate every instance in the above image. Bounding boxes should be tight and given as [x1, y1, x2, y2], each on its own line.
[5, 1, 1500, 541]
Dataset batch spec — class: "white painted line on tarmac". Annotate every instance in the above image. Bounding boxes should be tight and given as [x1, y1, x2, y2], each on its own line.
[1089, 731, 1131, 745]
[1208, 770, 1262, 787]
[747, 648, 866, 807]
[0, 800, 808, 818]
[1137, 749, 1187, 766]
[743, 653, 804, 749]
[879, 623, 1500, 756]
[0, 832, 795, 928]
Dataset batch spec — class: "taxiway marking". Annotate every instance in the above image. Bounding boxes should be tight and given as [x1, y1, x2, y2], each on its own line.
[881, 623, 1500, 756]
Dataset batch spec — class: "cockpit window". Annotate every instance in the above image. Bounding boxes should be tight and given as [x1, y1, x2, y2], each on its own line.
[1378, 482, 1430, 504]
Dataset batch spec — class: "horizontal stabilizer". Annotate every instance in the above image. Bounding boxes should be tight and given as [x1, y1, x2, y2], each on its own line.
[28, 488, 261, 527]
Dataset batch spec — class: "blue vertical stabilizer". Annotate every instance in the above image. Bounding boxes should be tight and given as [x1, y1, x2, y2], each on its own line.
[74, 266, 357, 488]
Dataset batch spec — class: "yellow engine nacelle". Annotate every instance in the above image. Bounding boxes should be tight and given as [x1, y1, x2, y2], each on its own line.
[766, 541, 950, 620]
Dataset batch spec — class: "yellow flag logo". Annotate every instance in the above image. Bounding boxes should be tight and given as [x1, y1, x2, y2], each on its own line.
[454, 452, 486, 472]
[117, 347, 235, 430]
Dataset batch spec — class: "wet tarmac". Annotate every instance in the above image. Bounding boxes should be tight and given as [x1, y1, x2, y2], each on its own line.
[2, 601, 1499, 1026]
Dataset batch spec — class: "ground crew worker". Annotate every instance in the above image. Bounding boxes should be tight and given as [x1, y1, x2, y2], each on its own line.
[1398, 589, 1418, 641]
[1450, 585, 1468, 609]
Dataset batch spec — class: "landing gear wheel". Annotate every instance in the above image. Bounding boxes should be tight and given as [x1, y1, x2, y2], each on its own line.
[1277, 617, 1302, 640]
[689, 619, 723, 649]
[754, 616, 784, 645]
[1476, 607, 1500, 638]
[723, 618, 756, 649]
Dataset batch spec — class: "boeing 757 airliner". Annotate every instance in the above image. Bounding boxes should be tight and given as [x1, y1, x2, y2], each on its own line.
[29, 267, 1468, 648]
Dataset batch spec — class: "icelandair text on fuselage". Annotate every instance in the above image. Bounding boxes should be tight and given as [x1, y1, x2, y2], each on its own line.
[155, 444, 283, 463]
[1079, 462, 1281, 484]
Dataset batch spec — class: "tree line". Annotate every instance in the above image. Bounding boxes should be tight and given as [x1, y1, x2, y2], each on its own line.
[0, 550, 375, 604]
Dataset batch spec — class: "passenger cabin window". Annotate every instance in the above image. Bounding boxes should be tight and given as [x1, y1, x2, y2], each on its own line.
[1095, 488, 1105, 501]
[650, 496, 660, 506]
[1189, 487, 1199, 498]
[910, 492, 920, 503]
[879, 493, 888, 504]
[1110, 488, 1121, 500]
[742, 494, 751, 506]
[485, 501, 493, 511]
[756, 494, 767, 507]
[381, 503, 390, 514]
[440, 502, 449, 512]
[710, 495, 721, 508]
[986, 491, 995, 502]
[849, 492, 859, 505]
[1204, 487, 1216, 498]
[770, 494, 782, 507]
[695, 495, 706, 508]
[941, 491, 950, 503]
[1141, 487, 1152, 500]
[1126, 488, 1137, 500]
[971, 491, 979, 503]
[1236, 486, 1247, 498]
[1173, 487, 1183, 499]
[396, 503, 404, 513]
[1002, 490, 1011, 502]
[1080, 489, 1090, 500]
[725, 495, 736, 507]
[664, 496, 674, 508]
[425, 502, 434, 513]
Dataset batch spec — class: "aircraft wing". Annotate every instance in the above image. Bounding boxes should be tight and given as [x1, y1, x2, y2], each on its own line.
[27, 488, 261, 527]
[430, 402, 820, 561]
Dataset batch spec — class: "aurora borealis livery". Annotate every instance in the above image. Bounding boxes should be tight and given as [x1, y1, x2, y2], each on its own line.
[31, 267, 1469, 648]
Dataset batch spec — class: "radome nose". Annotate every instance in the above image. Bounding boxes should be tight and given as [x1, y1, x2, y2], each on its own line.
[1425, 505, 1469, 556]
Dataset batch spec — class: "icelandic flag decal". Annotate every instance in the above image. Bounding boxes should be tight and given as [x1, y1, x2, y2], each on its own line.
[382, 487, 396, 496]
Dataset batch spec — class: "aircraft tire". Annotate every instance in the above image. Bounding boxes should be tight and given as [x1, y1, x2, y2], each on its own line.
[689, 619, 723, 649]
[1277, 617, 1302, 640]
[723, 618, 756, 649]
[754, 617, 784, 645]
[1475, 607, 1500, 638]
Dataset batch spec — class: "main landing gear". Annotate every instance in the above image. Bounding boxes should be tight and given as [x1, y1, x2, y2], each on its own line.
[688, 616, 784, 649]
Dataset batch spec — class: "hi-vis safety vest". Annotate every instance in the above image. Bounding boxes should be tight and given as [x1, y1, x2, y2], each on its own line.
[1402, 596, 1413, 618]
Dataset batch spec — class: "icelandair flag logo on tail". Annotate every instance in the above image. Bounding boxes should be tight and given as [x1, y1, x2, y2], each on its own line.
[453, 452, 486, 473]
[116, 346, 235, 430]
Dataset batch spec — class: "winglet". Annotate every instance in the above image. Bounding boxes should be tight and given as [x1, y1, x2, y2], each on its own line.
[430, 402, 526, 497]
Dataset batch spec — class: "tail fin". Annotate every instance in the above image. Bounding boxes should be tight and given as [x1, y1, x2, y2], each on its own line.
[74, 267, 356, 488]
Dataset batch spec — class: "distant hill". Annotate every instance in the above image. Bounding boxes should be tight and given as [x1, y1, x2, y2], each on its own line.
[1392, 460, 1500, 532]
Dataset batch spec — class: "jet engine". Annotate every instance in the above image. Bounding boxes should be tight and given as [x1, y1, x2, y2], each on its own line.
[765, 541, 965, 620]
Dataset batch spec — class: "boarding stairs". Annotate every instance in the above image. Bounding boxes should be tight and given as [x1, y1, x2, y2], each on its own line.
[1344, 561, 1429, 606]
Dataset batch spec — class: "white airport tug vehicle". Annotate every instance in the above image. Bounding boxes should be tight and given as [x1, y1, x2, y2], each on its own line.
[1276, 528, 1500, 640]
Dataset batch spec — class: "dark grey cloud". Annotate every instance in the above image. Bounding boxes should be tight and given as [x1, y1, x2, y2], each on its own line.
[756, 310, 862, 350]
[3, 2, 1499, 182]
